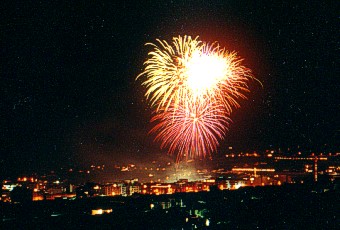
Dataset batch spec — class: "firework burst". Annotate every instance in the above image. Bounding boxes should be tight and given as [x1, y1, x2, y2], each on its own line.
[137, 35, 253, 113]
[150, 101, 231, 162]
[137, 35, 257, 162]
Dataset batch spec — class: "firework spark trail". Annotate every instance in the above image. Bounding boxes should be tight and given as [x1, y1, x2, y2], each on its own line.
[150, 101, 231, 161]
[137, 35, 257, 162]
[137, 36, 204, 111]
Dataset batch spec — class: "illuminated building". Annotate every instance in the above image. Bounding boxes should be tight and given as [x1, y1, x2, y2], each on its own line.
[47, 187, 63, 195]
[150, 184, 173, 195]
[103, 183, 122, 196]
[128, 184, 141, 195]
[120, 184, 127, 196]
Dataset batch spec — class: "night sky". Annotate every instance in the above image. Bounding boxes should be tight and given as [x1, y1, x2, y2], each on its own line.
[1, 1, 339, 177]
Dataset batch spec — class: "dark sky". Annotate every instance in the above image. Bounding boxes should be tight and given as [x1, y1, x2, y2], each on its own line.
[1, 1, 339, 176]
